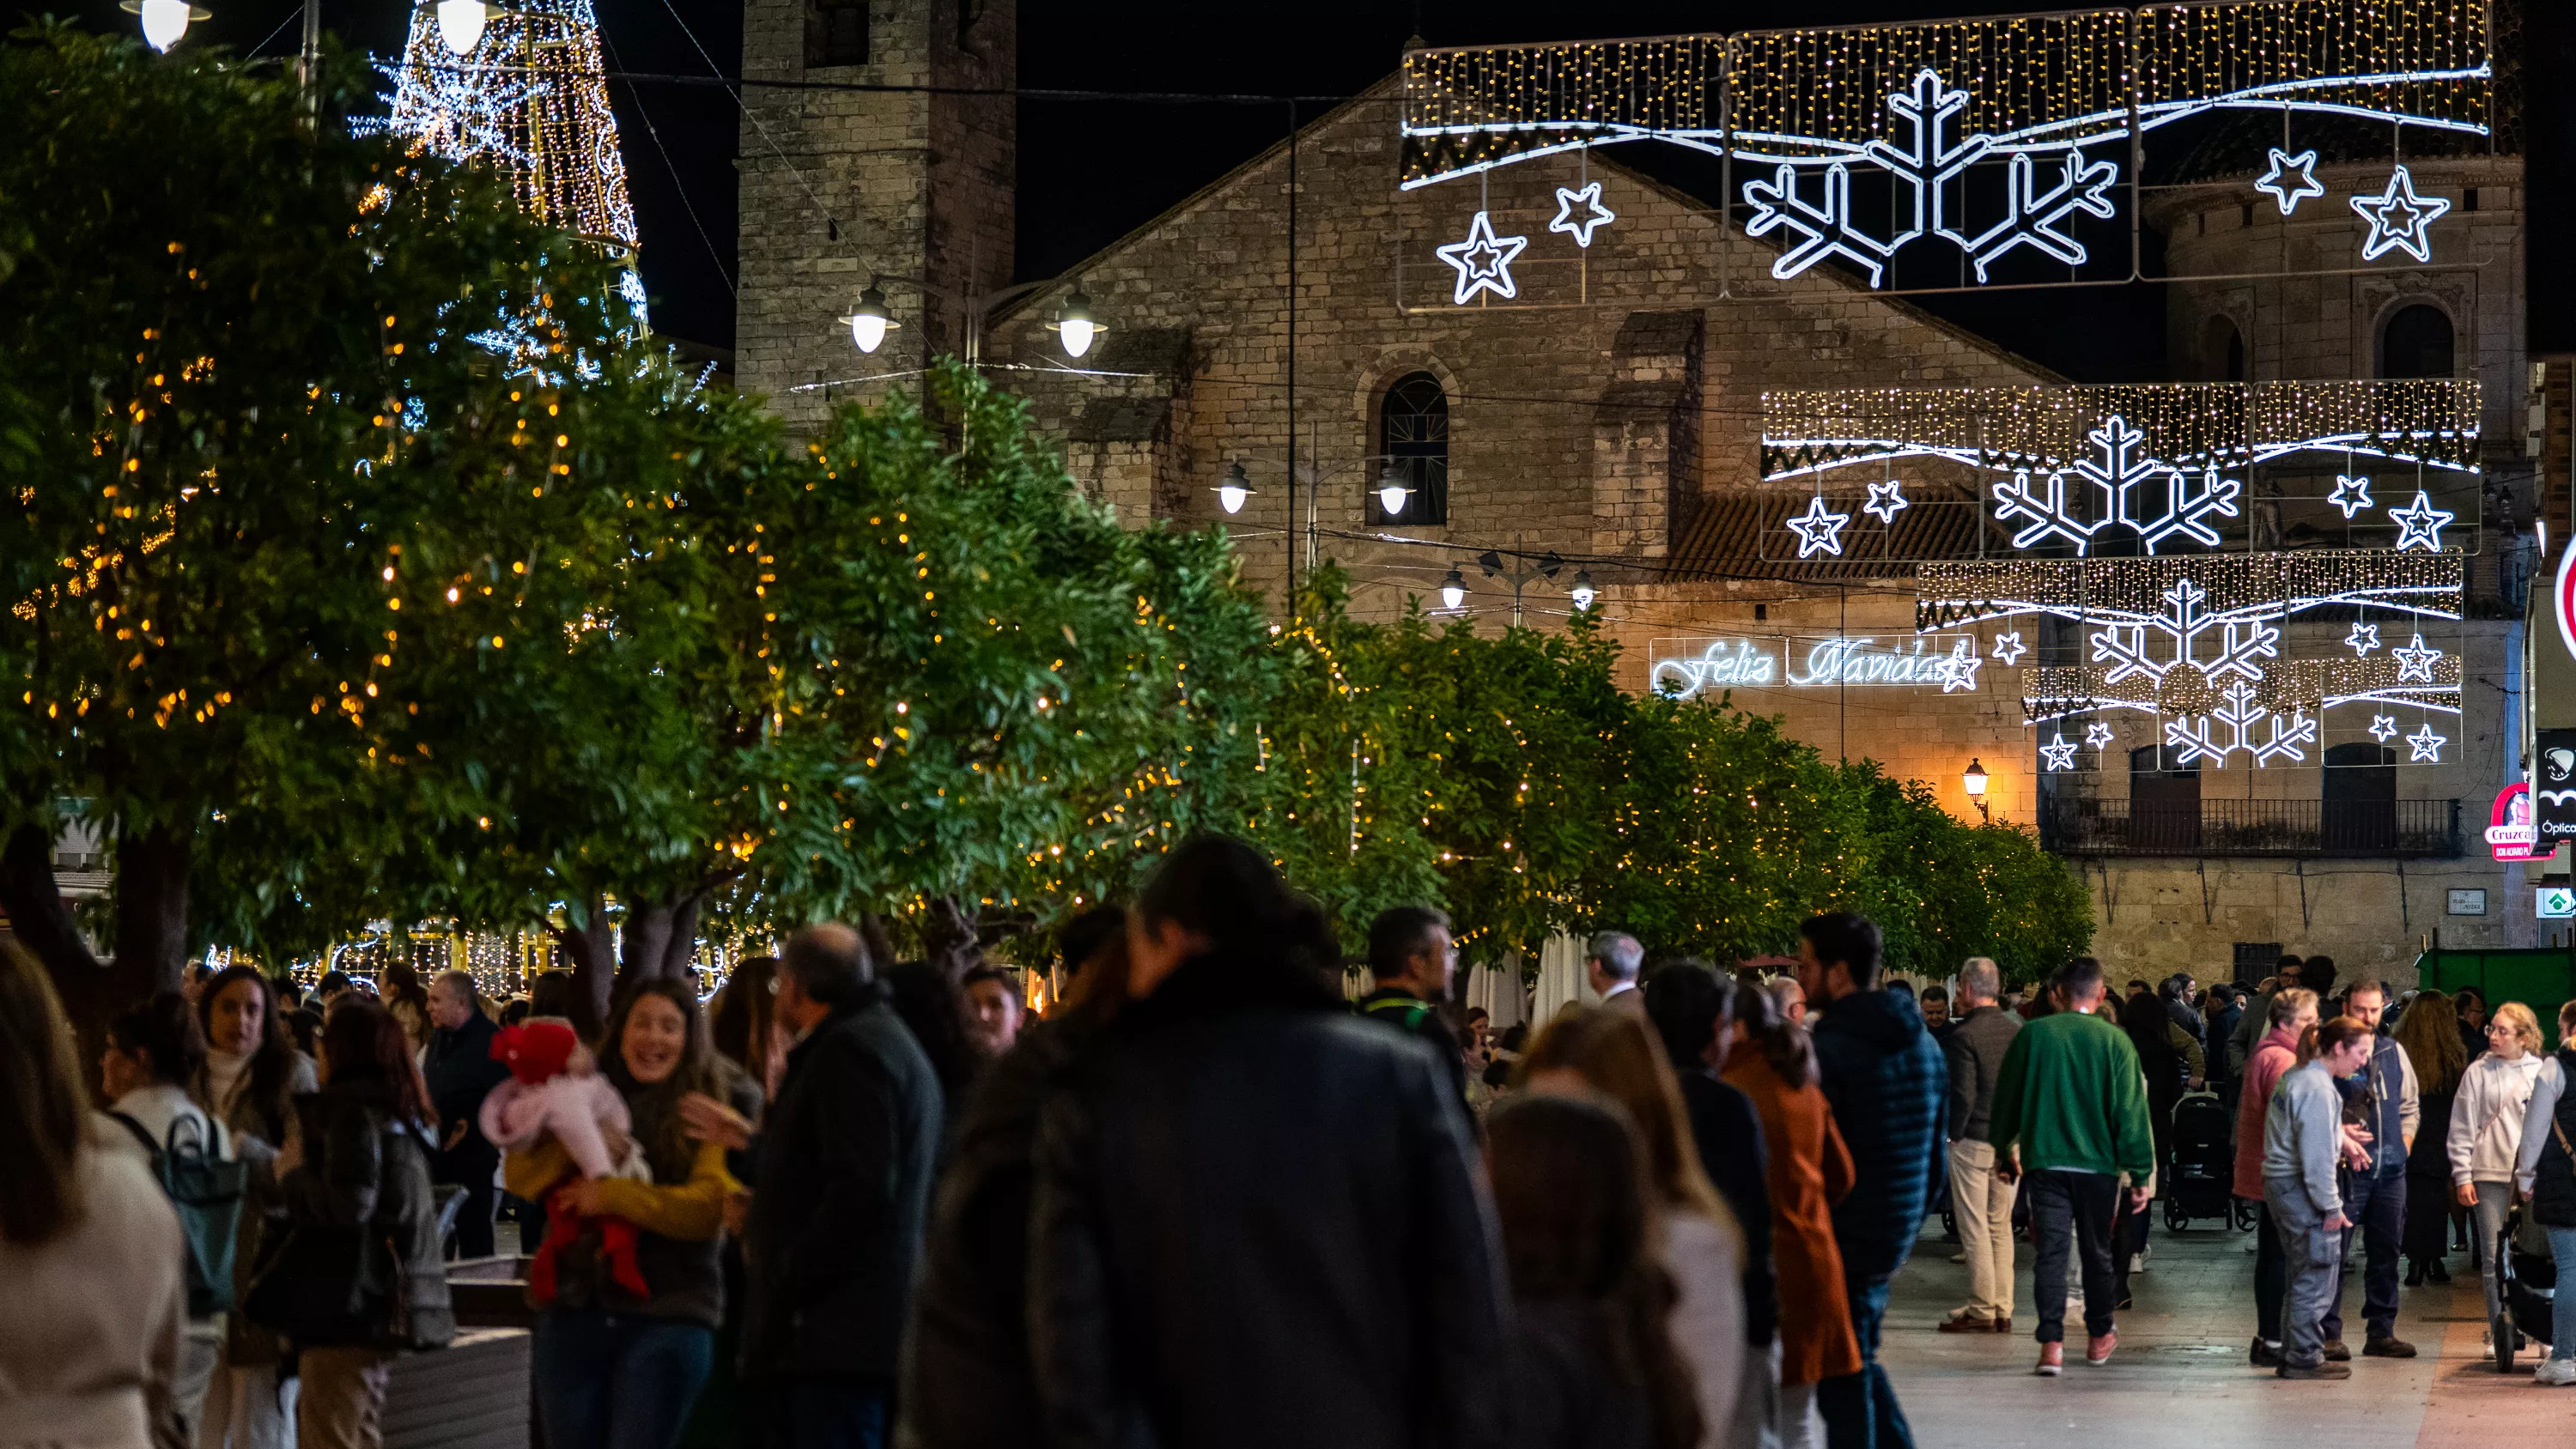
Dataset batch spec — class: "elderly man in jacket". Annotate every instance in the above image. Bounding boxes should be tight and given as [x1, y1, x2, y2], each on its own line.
[1986, 957, 2155, 1375]
[1939, 957, 2021, 1335]
[1797, 912, 1943, 1449]
[686, 924, 943, 1449]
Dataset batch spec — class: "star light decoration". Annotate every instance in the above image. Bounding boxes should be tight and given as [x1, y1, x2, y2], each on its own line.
[2391, 633, 2442, 682]
[2328, 474, 2374, 518]
[2083, 721, 2117, 750]
[1435, 211, 1528, 304]
[2406, 720, 2446, 761]
[1863, 479, 1910, 524]
[2369, 714, 2399, 742]
[1938, 638, 1983, 693]
[2388, 489, 2454, 551]
[1548, 182, 1616, 247]
[1783, 494, 1852, 557]
[2041, 733, 2079, 771]
[2254, 147, 2325, 215]
[2345, 622, 2381, 655]
[1991, 630, 2026, 665]
[2351, 165, 2451, 263]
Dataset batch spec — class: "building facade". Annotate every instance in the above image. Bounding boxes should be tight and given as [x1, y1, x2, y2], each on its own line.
[734, 1, 2537, 984]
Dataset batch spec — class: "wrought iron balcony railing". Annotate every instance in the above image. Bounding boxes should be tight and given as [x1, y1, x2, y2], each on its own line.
[2040, 797, 2461, 858]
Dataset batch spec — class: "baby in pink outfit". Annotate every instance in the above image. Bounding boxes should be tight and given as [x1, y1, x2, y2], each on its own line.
[479, 1018, 651, 1299]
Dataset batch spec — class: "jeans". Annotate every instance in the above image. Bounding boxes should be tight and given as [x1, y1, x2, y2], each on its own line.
[2254, 1199, 2287, 1343]
[2266, 1177, 2341, 1370]
[2324, 1167, 2405, 1342]
[2548, 1227, 2576, 1361]
[2471, 1180, 2516, 1327]
[1947, 1142, 2015, 1320]
[744, 1381, 889, 1449]
[1816, 1275, 1910, 1449]
[2026, 1169, 2117, 1343]
[534, 1312, 715, 1449]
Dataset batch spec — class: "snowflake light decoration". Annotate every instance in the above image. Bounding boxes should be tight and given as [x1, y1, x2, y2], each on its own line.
[2351, 165, 2451, 263]
[1435, 211, 1528, 304]
[2406, 720, 2445, 761]
[2388, 489, 2453, 551]
[2345, 622, 2381, 655]
[1783, 495, 1852, 557]
[1991, 630, 2026, 665]
[1548, 182, 1616, 247]
[1863, 479, 1910, 525]
[2255, 148, 2325, 215]
[1989, 415, 2239, 555]
[2328, 474, 2374, 518]
[2041, 734, 2079, 771]
[2166, 684, 2316, 767]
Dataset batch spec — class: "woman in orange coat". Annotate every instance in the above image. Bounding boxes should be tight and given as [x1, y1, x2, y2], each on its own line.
[1722, 984, 1859, 1449]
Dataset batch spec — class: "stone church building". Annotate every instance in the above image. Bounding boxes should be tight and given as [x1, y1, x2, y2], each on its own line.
[735, 0, 2541, 981]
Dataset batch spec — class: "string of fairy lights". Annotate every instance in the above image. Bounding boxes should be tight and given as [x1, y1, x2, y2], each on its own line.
[1401, 0, 2492, 187]
[1761, 378, 2485, 477]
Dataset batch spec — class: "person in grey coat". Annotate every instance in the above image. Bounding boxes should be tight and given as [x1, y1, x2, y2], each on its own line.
[1939, 958, 2021, 1333]
[2263, 1016, 2376, 1380]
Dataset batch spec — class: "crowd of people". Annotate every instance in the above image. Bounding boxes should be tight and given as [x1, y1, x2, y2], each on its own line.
[9, 847, 2576, 1449]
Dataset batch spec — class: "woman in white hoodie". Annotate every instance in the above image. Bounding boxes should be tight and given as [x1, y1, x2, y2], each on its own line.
[2448, 1000, 2547, 1335]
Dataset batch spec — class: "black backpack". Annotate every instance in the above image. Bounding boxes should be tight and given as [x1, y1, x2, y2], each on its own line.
[113, 1110, 248, 1317]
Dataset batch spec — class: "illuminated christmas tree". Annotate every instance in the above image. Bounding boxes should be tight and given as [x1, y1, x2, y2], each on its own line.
[379, 0, 639, 251]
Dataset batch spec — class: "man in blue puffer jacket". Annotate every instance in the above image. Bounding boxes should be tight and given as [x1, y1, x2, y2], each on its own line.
[1797, 912, 1945, 1449]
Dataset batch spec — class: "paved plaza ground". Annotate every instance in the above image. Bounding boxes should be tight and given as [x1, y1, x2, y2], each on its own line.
[1882, 1218, 2573, 1446]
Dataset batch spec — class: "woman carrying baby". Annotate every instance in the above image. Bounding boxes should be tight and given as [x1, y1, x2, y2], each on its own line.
[501, 980, 738, 1449]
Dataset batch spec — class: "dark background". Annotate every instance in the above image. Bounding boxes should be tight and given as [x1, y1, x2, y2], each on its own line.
[8, 0, 2207, 375]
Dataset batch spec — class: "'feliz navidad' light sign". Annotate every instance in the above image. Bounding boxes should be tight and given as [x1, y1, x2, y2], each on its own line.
[1650, 634, 1983, 699]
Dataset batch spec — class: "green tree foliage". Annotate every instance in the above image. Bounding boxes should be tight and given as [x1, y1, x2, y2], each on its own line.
[0, 27, 620, 1013]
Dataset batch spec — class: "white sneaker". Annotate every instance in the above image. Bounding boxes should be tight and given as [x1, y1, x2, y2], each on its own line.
[2128, 1252, 2147, 1274]
[2537, 1359, 2576, 1386]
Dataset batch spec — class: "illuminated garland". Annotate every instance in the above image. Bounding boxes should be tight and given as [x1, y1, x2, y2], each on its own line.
[1763, 379, 2482, 477]
[1400, 0, 2491, 187]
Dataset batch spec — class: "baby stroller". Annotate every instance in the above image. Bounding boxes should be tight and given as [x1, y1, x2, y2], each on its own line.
[2493, 1204, 2558, 1373]
[2162, 1091, 2235, 1230]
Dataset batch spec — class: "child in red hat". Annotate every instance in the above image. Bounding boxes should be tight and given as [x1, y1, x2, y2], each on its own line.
[480, 1017, 652, 1302]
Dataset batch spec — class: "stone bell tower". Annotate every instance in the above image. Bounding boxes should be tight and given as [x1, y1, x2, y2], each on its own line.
[736, 0, 1017, 431]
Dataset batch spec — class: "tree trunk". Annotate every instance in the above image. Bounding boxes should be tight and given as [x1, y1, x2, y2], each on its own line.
[857, 912, 899, 975]
[614, 889, 706, 999]
[2, 820, 185, 1092]
[550, 892, 614, 1041]
[921, 894, 981, 982]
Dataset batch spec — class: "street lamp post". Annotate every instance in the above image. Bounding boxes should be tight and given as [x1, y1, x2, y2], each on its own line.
[1220, 448, 1421, 611]
[1963, 758, 1991, 821]
[1478, 544, 1576, 628]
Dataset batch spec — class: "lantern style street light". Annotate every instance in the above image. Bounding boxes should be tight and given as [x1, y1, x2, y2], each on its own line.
[1441, 568, 1468, 610]
[435, 0, 495, 53]
[124, 0, 210, 51]
[837, 281, 898, 355]
[1962, 758, 1990, 821]
[1214, 462, 1255, 515]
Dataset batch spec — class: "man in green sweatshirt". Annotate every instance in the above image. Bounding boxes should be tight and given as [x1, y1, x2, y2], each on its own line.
[1989, 957, 2157, 1377]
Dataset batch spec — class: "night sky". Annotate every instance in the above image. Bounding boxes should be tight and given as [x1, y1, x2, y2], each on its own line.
[4, 0, 2170, 376]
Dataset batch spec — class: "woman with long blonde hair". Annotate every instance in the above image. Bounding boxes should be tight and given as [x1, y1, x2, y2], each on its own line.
[2450, 1000, 2547, 1333]
[2392, 990, 2468, 1284]
[1521, 1009, 1747, 1446]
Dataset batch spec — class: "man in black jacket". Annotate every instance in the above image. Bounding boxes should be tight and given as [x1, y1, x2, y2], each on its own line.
[1030, 835, 1505, 1449]
[690, 923, 943, 1449]
[421, 971, 508, 1258]
[1354, 906, 1467, 1111]
[1799, 912, 1944, 1449]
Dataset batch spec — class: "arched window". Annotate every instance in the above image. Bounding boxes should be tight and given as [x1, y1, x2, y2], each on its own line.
[805, 0, 867, 67]
[2379, 304, 2455, 379]
[2200, 315, 2245, 383]
[1374, 372, 1449, 525]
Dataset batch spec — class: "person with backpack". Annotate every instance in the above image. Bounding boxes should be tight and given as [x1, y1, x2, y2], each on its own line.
[248, 999, 454, 1449]
[1356, 906, 1468, 1112]
[104, 992, 247, 1446]
[191, 964, 317, 1449]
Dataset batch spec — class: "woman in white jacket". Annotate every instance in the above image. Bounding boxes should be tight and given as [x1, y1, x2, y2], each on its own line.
[2448, 1000, 2547, 1336]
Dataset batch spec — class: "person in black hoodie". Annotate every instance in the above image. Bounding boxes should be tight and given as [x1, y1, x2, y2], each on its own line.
[1028, 834, 1508, 1449]
[1795, 912, 1942, 1449]
[1641, 960, 1777, 1446]
[421, 971, 508, 1258]
[682, 924, 943, 1449]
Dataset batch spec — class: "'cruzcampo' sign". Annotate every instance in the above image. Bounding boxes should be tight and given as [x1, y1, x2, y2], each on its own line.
[1649, 634, 1979, 700]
